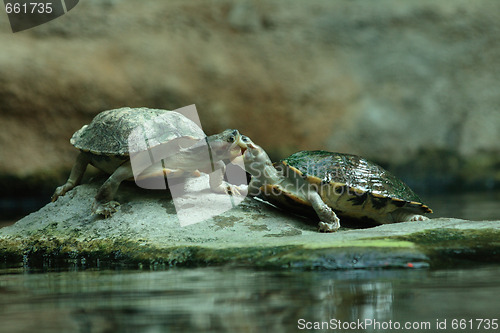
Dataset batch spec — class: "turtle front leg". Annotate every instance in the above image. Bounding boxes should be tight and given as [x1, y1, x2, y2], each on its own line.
[307, 190, 340, 232]
[52, 152, 89, 202]
[92, 161, 134, 218]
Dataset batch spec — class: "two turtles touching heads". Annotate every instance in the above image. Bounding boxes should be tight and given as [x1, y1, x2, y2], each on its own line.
[52, 107, 432, 231]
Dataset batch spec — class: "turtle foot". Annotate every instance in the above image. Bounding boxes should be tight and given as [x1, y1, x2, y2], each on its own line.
[407, 214, 429, 222]
[91, 200, 120, 218]
[51, 187, 65, 202]
[318, 218, 340, 233]
[226, 184, 244, 196]
[51, 184, 72, 202]
[213, 182, 244, 196]
[391, 209, 430, 223]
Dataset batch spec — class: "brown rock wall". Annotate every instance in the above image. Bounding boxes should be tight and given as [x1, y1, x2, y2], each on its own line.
[1, 0, 500, 191]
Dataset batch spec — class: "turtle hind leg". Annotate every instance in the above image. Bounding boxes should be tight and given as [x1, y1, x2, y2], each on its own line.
[92, 161, 134, 218]
[51, 152, 89, 202]
[408, 215, 429, 221]
[307, 190, 340, 232]
[391, 208, 429, 222]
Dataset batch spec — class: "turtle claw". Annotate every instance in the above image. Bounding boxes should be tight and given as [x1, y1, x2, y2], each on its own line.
[408, 214, 429, 222]
[226, 184, 243, 196]
[51, 188, 64, 202]
[318, 219, 340, 233]
[224, 183, 248, 196]
[212, 182, 244, 196]
[51, 184, 71, 202]
[91, 200, 120, 218]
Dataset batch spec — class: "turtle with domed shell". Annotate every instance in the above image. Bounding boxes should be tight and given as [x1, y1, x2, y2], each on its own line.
[238, 135, 432, 232]
[52, 107, 243, 217]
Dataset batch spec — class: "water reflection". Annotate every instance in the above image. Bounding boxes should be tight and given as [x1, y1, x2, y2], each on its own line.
[1, 267, 499, 332]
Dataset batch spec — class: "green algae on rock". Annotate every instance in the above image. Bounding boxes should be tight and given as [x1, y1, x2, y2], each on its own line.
[1, 182, 500, 270]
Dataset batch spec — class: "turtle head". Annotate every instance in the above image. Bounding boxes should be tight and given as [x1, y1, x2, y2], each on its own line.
[206, 129, 242, 161]
[237, 135, 272, 176]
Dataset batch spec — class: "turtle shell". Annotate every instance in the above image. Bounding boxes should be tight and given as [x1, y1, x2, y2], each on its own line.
[71, 107, 205, 156]
[264, 150, 432, 224]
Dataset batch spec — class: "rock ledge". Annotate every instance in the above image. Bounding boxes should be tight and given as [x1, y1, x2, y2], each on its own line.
[1, 182, 499, 270]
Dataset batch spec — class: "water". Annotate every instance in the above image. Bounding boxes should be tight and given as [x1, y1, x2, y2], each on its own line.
[424, 191, 500, 221]
[1, 266, 499, 333]
[1, 191, 498, 332]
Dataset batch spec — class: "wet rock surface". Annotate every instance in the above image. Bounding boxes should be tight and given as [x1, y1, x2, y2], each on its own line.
[1, 179, 499, 270]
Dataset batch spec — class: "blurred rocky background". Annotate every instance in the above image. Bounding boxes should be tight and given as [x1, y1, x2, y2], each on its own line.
[1, 0, 500, 219]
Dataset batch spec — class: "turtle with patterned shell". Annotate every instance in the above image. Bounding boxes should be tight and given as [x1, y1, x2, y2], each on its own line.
[52, 107, 242, 217]
[238, 136, 432, 232]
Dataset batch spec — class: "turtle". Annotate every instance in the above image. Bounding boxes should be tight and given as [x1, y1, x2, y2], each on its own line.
[51, 107, 243, 217]
[237, 136, 432, 232]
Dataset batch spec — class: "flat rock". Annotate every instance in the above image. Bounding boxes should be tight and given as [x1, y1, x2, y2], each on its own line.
[1, 179, 499, 270]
